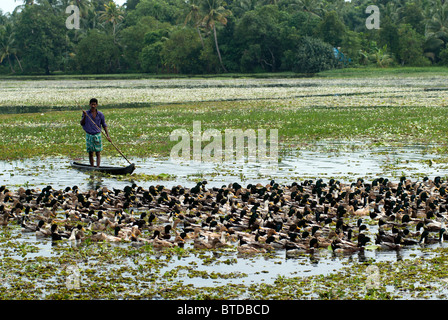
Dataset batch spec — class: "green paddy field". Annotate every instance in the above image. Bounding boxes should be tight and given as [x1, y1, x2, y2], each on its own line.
[1, 67, 448, 161]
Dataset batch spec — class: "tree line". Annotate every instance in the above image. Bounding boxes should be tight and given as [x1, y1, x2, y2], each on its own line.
[1, 0, 448, 75]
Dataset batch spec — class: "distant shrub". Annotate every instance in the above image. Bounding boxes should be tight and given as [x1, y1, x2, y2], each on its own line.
[438, 46, 448, 66]
[291, 37, 339, 74]
[75, 30, 120, 74]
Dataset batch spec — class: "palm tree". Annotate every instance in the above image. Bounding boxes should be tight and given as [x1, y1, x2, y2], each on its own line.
[259, 0, 278, 5]
[0, 37, 15, 73]
[291, 0, 325, 18]
[0, 24, 22, 73]
[425, 0, 448, 43]
[99, 0, 124, 42]
[184, 0, 205, 48]
[74, 0, 94, 21]
[201, 0, 231, 72]
[424, 0, 448, 60]
[379, 0, 405, 24]
[323, 0, 345, 13]
[370, 45, 394, 68]
[232, 0, 260, 17]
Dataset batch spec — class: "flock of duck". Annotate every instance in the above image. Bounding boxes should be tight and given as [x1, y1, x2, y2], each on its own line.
[1, 176, 448, 256]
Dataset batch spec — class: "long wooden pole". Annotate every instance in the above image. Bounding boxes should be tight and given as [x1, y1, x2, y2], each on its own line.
[77, 102, 133, 166]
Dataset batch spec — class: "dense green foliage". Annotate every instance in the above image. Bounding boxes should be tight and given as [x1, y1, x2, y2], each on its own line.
[1, 0, 448, 75]
[289, 36, 339, 73]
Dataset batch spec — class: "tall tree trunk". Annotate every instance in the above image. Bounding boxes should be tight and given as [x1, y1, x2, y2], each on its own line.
[45, 57, 50, 75]
[113, 22, 116, 43]
[7, 55, 15, 73]
[14, 55, 23, 72]
[268, 47, 276, 72]
[197, 26, 204, 49]
[213, 25, 227, 72]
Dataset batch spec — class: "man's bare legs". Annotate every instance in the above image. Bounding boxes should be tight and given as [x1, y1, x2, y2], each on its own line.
[88, 151, 101, 167]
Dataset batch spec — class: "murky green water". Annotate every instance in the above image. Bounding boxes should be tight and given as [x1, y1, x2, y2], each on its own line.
[1, 141, 446, 294]
[0, 141, 443, 190]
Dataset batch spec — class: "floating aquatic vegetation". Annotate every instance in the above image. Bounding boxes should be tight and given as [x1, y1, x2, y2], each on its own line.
[96, 172, 177, 182]
[1, 74, 448, 300]
[0, 77, 447, 109]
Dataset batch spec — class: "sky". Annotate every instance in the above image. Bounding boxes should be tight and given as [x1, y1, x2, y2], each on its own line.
[0, 0, 128, 14]
[0, 0, 353, 14]
[0, 0, 352, 14]
[1, 0, 20, 14]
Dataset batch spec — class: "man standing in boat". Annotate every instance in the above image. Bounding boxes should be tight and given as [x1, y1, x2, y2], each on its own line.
[80, 98, 111, 167]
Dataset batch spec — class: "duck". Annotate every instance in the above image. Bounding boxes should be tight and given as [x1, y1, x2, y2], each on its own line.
[132, 212, 148, 229]
[419, 229, 443, 244]
[422, 218, 445, 232]
[130, 232, 152, 247]
[285, 238, 317, 257]
[20, 216, 40, 232]
[265, 234, 286, 249]
[375, 231, 402, 250]
[173, 231, 188, 247]
[312, 235, 333, 248]
[87, 219, 107, 232]
[161, 224, 172, 240]
[210, 234, 230, 249]
[50, 224, 71, 242]
[255, 228, 277, 243]
[440, 226, 448, 242]
[69, 224, 85, 242]
[35, 220, 52, 238]
[5, 176, 448, 257]
[89, 231, 122, 242]
[114, 225, 141, 241]
[353, 204, 372, 217]
[0, 211, 10, 226]
[193, 236, 214, 249]
[236, 235, 269, 254]
[376, 229, 401, 245]
[152, 230, 175, 248]
[379, 241, 401, 250]
[205, 229, 229, 248]
[330, 239, 364, 254]
[237, 243, 263, 255]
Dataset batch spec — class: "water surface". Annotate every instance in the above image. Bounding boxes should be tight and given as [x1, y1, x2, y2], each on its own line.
[1, 142, 446, 294]
[0, 141, 443, 190]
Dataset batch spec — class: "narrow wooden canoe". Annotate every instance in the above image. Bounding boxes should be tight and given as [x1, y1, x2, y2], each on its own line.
[70, 161, 135, 175]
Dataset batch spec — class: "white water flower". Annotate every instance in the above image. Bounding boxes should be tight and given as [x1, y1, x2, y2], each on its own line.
[0, 77, 447, 108]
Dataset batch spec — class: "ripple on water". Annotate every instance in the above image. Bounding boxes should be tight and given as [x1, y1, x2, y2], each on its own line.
[0, 142, 443, 191]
